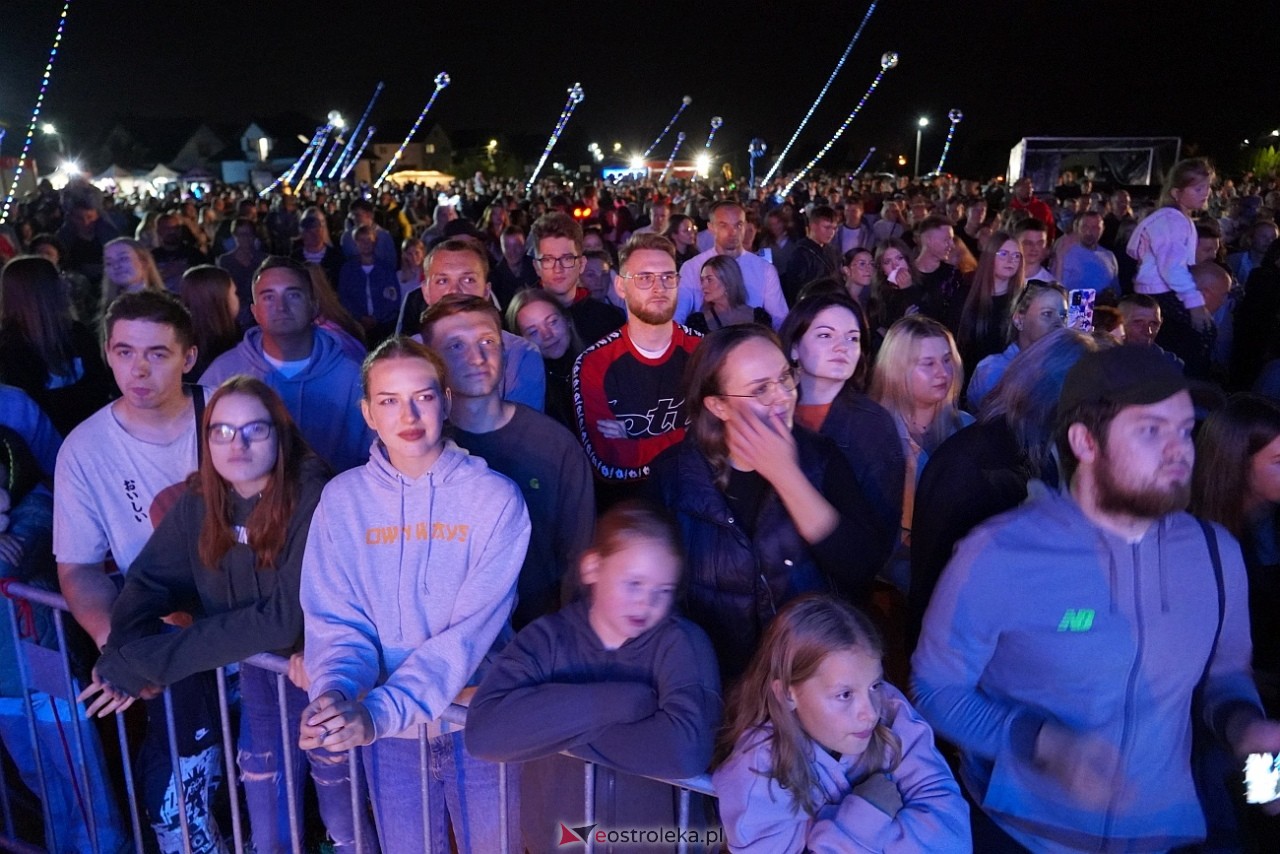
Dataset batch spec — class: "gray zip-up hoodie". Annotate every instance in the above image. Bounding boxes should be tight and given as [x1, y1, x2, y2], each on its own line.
[301, 441, 530, 740]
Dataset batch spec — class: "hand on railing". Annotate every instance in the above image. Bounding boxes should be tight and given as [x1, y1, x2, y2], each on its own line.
[287, 651, 310, 691]
[77, 665, 162, 718]
[299, 690, 375, 759]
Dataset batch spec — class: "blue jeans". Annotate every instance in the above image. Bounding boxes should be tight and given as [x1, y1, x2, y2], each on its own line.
[238, 664, 374, 853]
[361, 730, 519, 853]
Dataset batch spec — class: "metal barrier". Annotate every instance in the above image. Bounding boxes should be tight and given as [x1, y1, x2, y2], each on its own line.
[0, 581, 719, 854]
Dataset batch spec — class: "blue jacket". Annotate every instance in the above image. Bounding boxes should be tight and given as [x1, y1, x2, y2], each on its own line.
[912, 482, 1262, 851]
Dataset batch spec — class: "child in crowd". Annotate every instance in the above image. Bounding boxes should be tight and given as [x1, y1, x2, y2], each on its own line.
[297, 337, 529, 853]
[466, 501, 722, 853]
[712, 595, 969, 852]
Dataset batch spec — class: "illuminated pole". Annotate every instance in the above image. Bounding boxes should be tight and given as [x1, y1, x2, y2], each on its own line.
[749, 138, 767, 187]
[658, 132, 686, 185]
[781, 51, 899, 198]
[375, 72, 452, 188]
[763, 0, 880, 184]
[330, 81, 384, 178]
[1, 0, 73, 225]
[854, 146, 876, 174]
[705, 116, 723, 149]
[525, 82, 585, 195]
[933, 109, 963, 176]
[914, 116, 928, 179]
[296, 125, 334, 186]
[340, 126, 377, 181]
[642, 96, 692, 158]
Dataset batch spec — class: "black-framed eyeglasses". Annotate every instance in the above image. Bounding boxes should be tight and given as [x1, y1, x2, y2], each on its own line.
[719, 367, 799, 402]
[208, 420, 275, 445]
[536, 254, 581, 270]
[619, 272, 679, 290]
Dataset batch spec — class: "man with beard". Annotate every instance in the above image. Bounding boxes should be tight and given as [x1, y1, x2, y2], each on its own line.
[912, 345, 1280, 852]
[573, 233, 700, 498]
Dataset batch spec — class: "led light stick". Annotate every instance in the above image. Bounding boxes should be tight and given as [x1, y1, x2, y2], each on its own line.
[658, 132, 687, 185]
[330, 81, 384, 178]
[705, 116, 723, 149]
[762, 0, 880, 185]
[260, 126, 325, 197]
[1, 0, 72, 225]
[933, 109, 963, 176]
[525, 82, 585, 195]
[313, 131, 345, 184]
[296, 125, 334, 186]
[375, 72, 452, 188]
[340, 126, 376, 181]
[748, 138, 767, 187]
[642, 95, 692, 158]
[781, 51, 899, 198]
[854, 146, 877, 174]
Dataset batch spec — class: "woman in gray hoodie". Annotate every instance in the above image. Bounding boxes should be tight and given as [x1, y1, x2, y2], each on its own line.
[298, 336, 530, 853]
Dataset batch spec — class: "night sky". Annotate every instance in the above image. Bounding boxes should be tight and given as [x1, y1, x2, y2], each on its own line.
[2, 0, 1278, 177]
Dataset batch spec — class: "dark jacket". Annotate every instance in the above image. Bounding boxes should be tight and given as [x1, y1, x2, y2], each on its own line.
[782, 237, 839, 304]
[651, 430, 885, 681]
[95, 457, 329, 695]
[816, 389, 904, 557]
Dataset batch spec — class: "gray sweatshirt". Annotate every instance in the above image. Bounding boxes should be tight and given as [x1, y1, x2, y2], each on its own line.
[301, 441, 530, 739]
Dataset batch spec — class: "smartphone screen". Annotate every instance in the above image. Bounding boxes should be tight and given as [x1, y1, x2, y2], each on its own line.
[1067, 288, 1096, 332]
[1245, 753, 1280, 804]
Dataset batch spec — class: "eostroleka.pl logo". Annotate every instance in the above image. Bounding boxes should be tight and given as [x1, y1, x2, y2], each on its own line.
[558, 823, 723, 847]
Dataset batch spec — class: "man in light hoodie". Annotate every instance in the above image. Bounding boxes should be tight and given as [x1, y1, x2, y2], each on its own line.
[912, 345, 1280, 852]
[200, 257, 371, 471]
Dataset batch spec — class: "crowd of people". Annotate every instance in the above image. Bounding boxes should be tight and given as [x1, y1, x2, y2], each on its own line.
[1, 156, 1280, 852]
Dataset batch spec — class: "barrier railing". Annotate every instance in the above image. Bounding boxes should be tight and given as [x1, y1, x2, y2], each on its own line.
[0, 581, 717, 854]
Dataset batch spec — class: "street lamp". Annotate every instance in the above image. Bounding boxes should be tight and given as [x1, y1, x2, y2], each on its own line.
[914, 117, 929, 179]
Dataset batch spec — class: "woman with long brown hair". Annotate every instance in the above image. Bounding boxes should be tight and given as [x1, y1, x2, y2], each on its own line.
[650, 325, 890, 681]
[80, 377, 371, 852]
[0, 255, 115, 435]
[955, 230, 1026, 372]
[178, 265, 240, 380]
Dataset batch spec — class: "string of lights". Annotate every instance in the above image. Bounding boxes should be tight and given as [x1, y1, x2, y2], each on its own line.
[933, 109, 964, 176]
[642, 96, 692, 158]
[340, 126, 376, 181]
[330, 81, 384, 179]
[525, 82, 585, 195]
[658, 132, 687, 185]
[705, 117, 723, 149]
[1, 0, 73, 225]
[260, 126, 324, 197]
[762, 0, 880, 185]
[781, 51, 899, 198]
[375, 72, 452, 188]
[854, 146, 877, 174]
[295, 125, 334, 186]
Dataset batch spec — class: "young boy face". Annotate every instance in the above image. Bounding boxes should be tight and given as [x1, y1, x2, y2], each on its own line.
[582, 538, 679, 650]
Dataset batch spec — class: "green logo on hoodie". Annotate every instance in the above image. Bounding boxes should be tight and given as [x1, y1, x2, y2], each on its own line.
[1057, 609, 1095, 632]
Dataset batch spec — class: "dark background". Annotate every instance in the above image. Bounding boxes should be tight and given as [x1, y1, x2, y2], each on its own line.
[2, 0, 1277, 177]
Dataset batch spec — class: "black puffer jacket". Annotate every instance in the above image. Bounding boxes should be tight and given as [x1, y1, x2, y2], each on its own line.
[651, 430, 880, 682]
[816, 388, 904, 557]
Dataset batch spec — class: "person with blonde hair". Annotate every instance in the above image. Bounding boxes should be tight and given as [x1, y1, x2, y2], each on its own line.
[101, 236, 164, 315]
[871, 316, 973, 588]
[713, 594, 968, 852]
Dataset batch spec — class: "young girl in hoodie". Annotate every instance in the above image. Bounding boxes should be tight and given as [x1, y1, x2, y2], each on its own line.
[81, 377, 370, 853]
[712, 595, 969, 853]
[298, 336, 529, 853]
[465, 501, 722, 853]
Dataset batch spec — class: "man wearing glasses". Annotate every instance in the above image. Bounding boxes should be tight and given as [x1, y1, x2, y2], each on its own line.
[573, 233, 701, 498]
[675, 200, 788, 330]
[530, 212, 624, 346]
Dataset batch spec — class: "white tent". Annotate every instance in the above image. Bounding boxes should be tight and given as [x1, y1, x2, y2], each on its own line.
[382, 169, 456, 189]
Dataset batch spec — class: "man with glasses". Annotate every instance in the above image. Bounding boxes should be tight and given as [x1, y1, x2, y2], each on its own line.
[530, 212, 624, 346]
[200, 257, 372, 471]
[675, 200, 789, 330]
[573, 233, 701, 497]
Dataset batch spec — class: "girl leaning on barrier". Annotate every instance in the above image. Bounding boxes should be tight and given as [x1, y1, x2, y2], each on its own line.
[79, 376, 372, 853]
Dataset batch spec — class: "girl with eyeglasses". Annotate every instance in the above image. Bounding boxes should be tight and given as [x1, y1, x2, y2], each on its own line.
[651, 325, 890, 683]
[83, 377, 372, 852]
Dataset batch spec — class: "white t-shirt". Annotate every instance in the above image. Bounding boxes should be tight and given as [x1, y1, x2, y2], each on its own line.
[53, 401, 199, 573]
